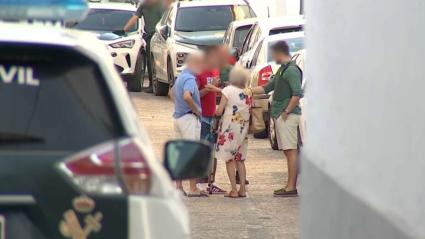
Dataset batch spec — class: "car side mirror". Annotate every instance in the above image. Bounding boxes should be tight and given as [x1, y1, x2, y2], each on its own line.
[163, 140, 212, 180]
[160, 25, 170, 40]
[230, 47, 239, 60]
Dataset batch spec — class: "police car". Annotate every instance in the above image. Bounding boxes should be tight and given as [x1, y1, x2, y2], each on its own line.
[69, 2, 147, 92]
[0, 0, 211, 238]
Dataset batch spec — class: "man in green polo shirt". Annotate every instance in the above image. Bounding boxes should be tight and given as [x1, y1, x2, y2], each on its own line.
[249, 41, 302, 197]
[124, 0, 168, 93]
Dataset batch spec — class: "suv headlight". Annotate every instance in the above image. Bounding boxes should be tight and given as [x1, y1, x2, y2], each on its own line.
[110, 40, 135, 49]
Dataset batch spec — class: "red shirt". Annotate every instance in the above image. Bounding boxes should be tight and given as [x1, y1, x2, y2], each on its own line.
[197, 70, 219, 117]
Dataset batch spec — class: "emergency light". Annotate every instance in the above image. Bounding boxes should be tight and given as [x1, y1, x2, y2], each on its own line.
[0, 0, 88, 21]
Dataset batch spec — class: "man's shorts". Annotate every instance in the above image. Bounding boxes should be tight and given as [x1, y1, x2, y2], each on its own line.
[174, 114, 201, 140]
[275, 114, 301, 150]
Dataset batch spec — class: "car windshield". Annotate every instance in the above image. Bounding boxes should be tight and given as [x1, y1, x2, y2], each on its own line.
[233, 25, 252, 48]
[175, 5, 254, 32]
[268, 37, 305, 61]
[72, 9, 137, 32]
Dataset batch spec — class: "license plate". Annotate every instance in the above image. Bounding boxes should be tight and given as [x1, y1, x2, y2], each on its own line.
[0, 215, 4, 239]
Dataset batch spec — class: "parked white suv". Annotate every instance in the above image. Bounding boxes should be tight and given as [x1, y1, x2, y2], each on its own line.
[71, 2, 147, 92]
[150, 0, 256, 96]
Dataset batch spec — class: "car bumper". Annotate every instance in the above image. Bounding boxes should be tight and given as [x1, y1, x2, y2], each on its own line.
[109, 47, 139, 75]
[129, 191, 190, 239]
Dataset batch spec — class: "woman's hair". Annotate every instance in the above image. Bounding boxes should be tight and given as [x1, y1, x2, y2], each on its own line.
[229, 66, 250, 88]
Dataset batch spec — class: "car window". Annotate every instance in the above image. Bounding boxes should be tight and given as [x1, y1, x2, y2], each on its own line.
[251, 29, 262, 49]
[240, 25, 255, 55]
[175, 6, 234, 32]
[223, 25, 232, 45]
[0, 44, 124, 151]
[267, 37, 304, 61]
[269, 26, 303, 35]
[72, 9, 137, 32]
[233, 25, 252, 48]
[250, 40, 263, 68]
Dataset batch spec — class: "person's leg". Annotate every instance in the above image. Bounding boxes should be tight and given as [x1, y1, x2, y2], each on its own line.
[144, 36, 153, 92]
[225, 160, 238, 197]
[274, 114, 300, 197]
[283, 149, 298, 191]
[236, 161, 246, 197]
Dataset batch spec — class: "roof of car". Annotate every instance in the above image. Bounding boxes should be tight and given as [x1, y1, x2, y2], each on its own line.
[256, 16, 305, 30]
[266, 31, 305, 42]
[88, 2, 137, 11]
[177, 0, 248, 8]
[229, 18, 257, 29]
[0, 22, 113, 66]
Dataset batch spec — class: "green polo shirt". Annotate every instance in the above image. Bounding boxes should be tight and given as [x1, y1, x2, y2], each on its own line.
[263, 62, 302, 119]
[135, 3, 164, 36]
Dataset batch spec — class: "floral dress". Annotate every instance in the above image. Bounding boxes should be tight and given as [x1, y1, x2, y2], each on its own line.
[216, 85, 252, 162]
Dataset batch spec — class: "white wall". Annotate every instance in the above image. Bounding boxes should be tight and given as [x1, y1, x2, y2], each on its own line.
[301, 0, 425, 238]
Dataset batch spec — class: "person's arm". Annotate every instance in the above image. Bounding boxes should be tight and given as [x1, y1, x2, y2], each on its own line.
[124, 16, 138, 32]
[215, 95, 228, 117]
[199, 88, 210, 97]
[281, 67, 302, 120]
[183, 91, 201, 116]
[124, 5, 142, 32]
[169, 86, 175, 103]
[204, 84, 222, 93]
[183, 77, 201, 116]
[246, 75, 276, 95]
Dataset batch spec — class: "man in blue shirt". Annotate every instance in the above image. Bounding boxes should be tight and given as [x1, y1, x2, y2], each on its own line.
[170, 52, 208, 197]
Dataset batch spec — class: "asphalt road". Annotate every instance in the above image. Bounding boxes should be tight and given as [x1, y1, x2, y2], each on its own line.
[130, 92, 299, 239]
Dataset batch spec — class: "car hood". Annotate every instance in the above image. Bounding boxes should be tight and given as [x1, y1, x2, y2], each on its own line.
[174, 30, 225, 47]
[96, 32, 122, 41]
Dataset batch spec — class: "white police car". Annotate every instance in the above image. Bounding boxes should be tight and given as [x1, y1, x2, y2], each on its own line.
[0, 0, 211, 238]
[69, 2, 147, 92]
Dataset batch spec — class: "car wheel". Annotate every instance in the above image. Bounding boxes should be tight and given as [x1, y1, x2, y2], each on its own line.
[167, 57, 175, 89]
[152, 54, 169, 96]
[127, 51, 145, 92]
[269, 106, 279, 150]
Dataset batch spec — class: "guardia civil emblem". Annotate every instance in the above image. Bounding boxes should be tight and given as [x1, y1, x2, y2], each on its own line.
[59, 196, 103, 239]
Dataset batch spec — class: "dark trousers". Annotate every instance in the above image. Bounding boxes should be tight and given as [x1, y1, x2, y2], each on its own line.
[144, 35, 153, 87]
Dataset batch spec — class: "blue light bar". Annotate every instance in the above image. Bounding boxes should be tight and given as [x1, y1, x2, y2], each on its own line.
[0, 0, 88, 21]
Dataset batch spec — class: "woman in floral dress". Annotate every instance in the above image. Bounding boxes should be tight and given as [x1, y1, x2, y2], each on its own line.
[215, 66, 252, 198]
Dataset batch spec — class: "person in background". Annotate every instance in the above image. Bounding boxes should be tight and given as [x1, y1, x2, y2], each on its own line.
[197, 46, 226, 194]
[215, 66, 252, 198]
[170, 52, 208, 197]
[123, 0, 169, 93]
[247, 41, 302, 197]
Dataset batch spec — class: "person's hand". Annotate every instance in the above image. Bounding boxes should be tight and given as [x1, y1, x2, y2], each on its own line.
[281, 111, 289, 121]
[244, 88, 253, 97]
[205, 84, 221, 93]
[212, 77, 220, 86]
[113, 30, 126, 36]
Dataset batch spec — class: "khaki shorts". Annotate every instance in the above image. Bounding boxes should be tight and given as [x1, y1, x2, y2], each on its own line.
[275, 114, 301, 150]
[174, 114, 201, 140]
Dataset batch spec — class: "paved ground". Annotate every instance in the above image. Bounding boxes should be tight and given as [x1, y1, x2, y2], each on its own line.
[130, 92, 299, 239]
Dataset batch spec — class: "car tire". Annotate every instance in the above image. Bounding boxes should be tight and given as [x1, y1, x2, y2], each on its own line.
[268, 105, 279, 150]
[127, 51, 145, 92]
[152, 54, 169, 96]
[167, 57, 175, 89]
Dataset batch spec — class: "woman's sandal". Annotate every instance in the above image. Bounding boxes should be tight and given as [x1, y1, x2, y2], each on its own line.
[224, 191, 239, 198]
[238, 192, 247, 198]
